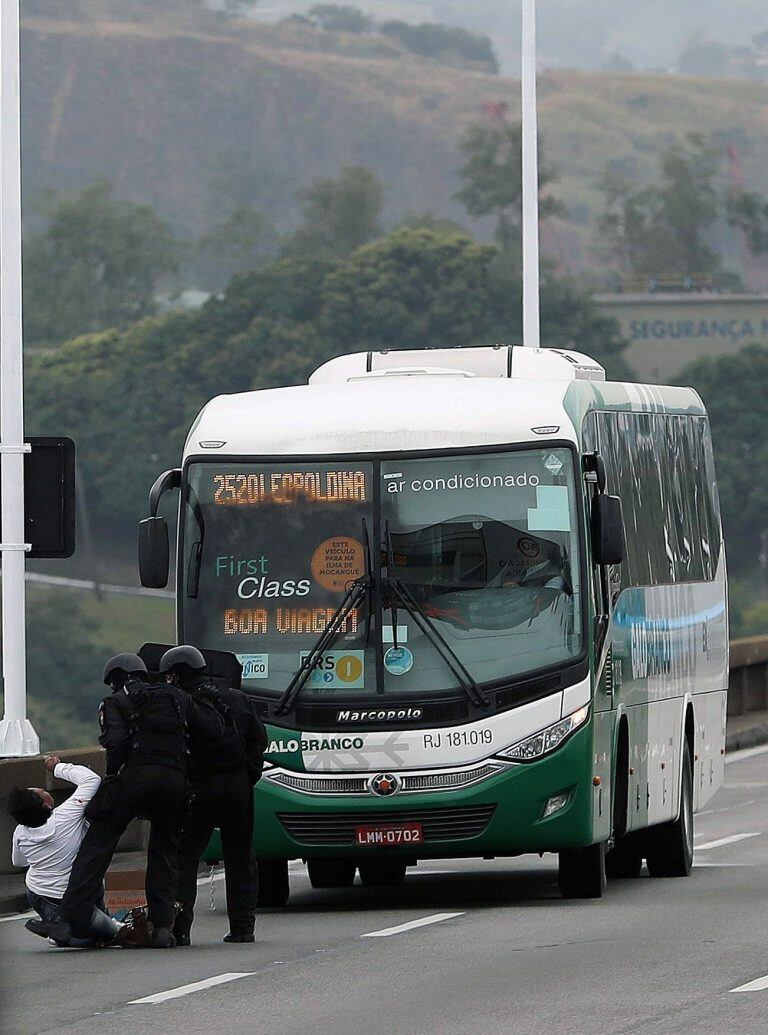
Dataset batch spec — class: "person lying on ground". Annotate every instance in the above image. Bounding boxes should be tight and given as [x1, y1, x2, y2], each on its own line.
[9, 757, 122, 947]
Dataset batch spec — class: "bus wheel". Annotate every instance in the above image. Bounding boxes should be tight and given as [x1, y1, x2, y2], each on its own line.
[358, 860, 407, 887]
[605, 835, 643, 879]
[257, 859, 290, 907]
[558, 843, 607, 899]
[645, 740, 694, 878]
[307, 859, 356, 889]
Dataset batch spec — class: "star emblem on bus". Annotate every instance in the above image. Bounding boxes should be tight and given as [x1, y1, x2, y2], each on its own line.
[370, 773, 399, 797]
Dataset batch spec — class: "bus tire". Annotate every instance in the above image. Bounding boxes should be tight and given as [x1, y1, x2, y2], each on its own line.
[558, 842, 607, 899]
[256, 859, 290, 907]
[358, 859, 407, 887]
[605, 835, 643, 879]
[307, 859, 356, 889]
[645, 740, 694, 878]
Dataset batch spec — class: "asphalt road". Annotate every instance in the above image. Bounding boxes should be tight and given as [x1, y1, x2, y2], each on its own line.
[3, 745, 768, 1035]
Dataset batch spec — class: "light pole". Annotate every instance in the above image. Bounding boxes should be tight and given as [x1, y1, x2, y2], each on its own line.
[0, 0, 38, 757]
[521, 0, 541, 349]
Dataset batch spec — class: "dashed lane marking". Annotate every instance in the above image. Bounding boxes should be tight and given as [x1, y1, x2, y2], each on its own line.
[129, 972, 255, 1005]
[362, 912, 464, 938]
[731, 973, 768, 993]
[694, 832, 761, 851]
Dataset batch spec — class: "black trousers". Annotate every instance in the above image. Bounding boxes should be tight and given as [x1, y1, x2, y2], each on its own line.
[175, 768, 257, 934]
[61, 765, 187, 929]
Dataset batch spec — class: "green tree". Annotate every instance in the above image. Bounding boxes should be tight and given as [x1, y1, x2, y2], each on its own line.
[456, 122, 562, 259]
[675, 344, 768, 578]
[597, 135, 741, 286]
[196, 206, 277, 290]
[727, 189, 768, 256]
[308, 4, 372, 33]
[282, 166, 384, 260]
[23, 181, 179, 345]
[321, 227, 629, 376]
[380, 21, 498, 72]
[26, 229, 628, 542]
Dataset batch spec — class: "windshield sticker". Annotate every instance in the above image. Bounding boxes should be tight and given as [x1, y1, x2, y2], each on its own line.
[299, 650, 365, 689]
[386, 471, 541, 494]
[544, 453, 565, 476]
[527, 485, 571, 532]
[382, 625, 409, 644]
[236, 653, 269, 679]
[384, 646, 415, 676]
[311, 537, 365, 592]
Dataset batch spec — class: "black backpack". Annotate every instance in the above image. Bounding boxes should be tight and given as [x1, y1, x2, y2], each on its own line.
[119, 681, 189, 770]
[192, 683, 245, 773]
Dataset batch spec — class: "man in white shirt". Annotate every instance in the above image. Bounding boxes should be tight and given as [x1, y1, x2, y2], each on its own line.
[9, 756, 122, 947]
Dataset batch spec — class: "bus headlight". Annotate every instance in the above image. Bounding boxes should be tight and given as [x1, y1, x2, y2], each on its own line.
[496, 705, 590, 763]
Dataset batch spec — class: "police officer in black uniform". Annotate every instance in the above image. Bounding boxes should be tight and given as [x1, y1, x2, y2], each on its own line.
[161, 646, 267, 946]
[45, 653, 221, 948]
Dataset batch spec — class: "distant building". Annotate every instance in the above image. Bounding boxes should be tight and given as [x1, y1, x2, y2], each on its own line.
[594, 292, 768, 383]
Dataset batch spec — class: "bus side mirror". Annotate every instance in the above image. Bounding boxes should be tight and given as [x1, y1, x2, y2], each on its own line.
[138, 517, 170, 588]
[592, 494, 624, 566]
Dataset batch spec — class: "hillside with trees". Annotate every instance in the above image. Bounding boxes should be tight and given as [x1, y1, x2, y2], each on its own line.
[18, 5, 768, 288]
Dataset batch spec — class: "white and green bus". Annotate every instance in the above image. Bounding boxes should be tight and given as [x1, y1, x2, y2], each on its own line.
[139, 344, 728, 903]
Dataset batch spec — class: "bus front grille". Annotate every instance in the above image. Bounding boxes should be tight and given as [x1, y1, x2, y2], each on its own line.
[277, 804, 496, 846]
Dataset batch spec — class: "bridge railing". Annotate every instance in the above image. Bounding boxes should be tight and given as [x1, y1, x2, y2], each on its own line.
[728, 636, 768, 717]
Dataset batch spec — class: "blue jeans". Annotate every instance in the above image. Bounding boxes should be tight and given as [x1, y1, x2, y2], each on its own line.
[27, 890, 121, 947]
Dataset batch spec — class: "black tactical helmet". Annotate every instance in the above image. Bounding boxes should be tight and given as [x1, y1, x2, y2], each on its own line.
[103, 653, 148, 686]
[159, 645, 207, 674]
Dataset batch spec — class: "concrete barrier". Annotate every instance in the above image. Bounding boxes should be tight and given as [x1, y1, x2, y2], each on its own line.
[728, 635, 768, 717]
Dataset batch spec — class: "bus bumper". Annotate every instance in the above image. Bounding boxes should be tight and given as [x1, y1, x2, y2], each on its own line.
[202, 724, 600, 863]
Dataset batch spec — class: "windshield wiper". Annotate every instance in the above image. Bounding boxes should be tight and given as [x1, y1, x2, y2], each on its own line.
[274, 523, 371, 717]
[383, 523, 490, 710]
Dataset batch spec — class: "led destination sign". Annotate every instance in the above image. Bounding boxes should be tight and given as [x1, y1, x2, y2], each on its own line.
[224, 607, 360, 636]
[214, 470, 367, 506]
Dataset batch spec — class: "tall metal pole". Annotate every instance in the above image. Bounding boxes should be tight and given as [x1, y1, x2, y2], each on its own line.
[0, 0, 38, 757]
[521, 0, 541, 349]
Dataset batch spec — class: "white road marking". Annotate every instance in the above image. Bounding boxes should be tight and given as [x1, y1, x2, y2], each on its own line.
[362, 912, 464, 938]
[694, 832, 761, 851]
[693, 861, 758, 868]
[726, 744, 768, 765]
[731, 973, 768, 993]
[0, 910, 33, 924]
[129, 972, 255, 1005]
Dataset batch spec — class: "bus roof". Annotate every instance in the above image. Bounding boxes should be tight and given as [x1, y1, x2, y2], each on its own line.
[184, 349, 706, 460]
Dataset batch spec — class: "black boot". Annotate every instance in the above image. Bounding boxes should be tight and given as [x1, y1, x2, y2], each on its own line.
[25, 918, 74, 945]
[223, 929, 255, 943]
[172, 917, 192, 947]
[151, 926, 176, 949]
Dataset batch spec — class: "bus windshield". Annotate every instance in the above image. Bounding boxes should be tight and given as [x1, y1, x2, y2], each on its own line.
[181, 448, 583, 699]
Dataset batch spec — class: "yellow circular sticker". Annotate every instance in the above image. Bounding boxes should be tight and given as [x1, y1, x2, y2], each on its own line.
[336, 654, 364, 683]
[311, 537, 365, 592]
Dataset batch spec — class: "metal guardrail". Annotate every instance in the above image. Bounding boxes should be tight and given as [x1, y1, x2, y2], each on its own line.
[728, 636, 768, 717]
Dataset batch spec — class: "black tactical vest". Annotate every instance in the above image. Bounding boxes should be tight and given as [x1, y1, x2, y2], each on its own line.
[119, 681, 189, 771]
